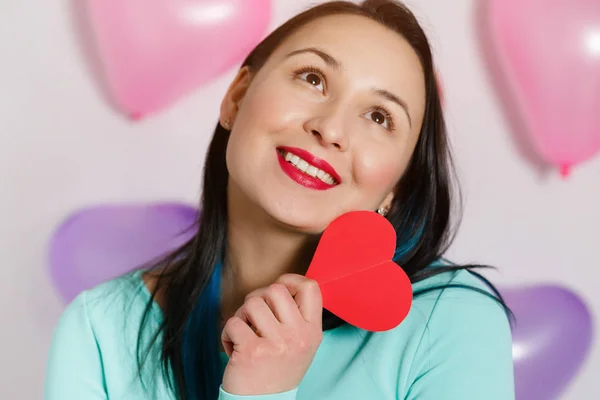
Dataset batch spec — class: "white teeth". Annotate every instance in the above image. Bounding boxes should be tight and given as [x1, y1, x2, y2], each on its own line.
[281, 151, 337, 185]
[297, 159, 309, 172]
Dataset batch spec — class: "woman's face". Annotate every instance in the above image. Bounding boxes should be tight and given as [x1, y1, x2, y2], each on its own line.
[223, 14, 426, 233]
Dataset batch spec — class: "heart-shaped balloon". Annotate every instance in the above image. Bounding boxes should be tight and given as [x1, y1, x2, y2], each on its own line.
[306, 211, 413, 332]
[84, 0, 271, 118]
[49, 203, 198, 302]
[503, 285, 593, 400]
[482, 0, 600, 176]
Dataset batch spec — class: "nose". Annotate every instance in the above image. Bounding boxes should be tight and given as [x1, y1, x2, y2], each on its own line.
[303, 111, 349, 151]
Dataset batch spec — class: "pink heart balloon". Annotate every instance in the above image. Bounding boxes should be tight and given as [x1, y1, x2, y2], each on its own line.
[483, 0, 600, 177]
[84, 0, 271, 119]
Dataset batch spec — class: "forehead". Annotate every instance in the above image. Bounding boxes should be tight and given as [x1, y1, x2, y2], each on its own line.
[265, 13, 426, 125]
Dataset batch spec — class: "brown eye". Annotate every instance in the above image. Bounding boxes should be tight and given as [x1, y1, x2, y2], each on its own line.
[306, 73, 321, 86]
[364, 109, 395, 132]
[296, 69, 325, 92]
[371, 111, 386, 125]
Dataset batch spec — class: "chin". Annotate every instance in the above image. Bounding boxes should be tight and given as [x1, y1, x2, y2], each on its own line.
[263, 200, 333, 235]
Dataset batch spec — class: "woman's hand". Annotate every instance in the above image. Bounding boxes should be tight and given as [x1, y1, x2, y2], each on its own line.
[221, 273, 323, 396]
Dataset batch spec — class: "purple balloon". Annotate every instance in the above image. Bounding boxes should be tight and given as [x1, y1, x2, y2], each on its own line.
[503, 286, 594, 400]
[48, 203, 198, 302]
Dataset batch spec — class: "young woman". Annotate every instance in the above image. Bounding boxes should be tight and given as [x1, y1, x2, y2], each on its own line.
[44, 1, 515, 399]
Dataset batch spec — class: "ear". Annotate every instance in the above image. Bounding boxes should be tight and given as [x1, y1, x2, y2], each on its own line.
[377, 192, 395, 214]
[219, 66, 252, 129]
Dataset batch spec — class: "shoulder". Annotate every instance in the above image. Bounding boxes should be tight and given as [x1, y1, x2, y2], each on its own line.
[322, 268, 514, 398]
[54, 269, 158, 350]
[53, 270, 165, 373]
[47, 273, 175, 399]
[368, 267, 512, 351]
[400, 268, 514, 398]
[409, 268, 512, 339]
[332, 267, 512, 361]
[360, 270, 514, 400]
[57, 269, 144, 318]
[80, 269, 151, 320]
[411, 267, 509, 313]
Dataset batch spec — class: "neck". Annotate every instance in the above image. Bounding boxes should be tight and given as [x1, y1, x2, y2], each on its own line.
[220, 182, 319, 321]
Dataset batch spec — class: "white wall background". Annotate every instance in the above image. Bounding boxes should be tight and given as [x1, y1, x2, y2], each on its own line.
[1, 0, 598, 398]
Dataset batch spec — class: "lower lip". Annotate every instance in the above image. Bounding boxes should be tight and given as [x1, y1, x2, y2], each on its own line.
[277, 151, 336, 191]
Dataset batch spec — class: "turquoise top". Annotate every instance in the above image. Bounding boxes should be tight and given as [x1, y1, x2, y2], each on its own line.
[44, 268, 515, 399]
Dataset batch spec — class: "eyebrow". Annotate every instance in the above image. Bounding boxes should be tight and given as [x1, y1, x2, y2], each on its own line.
[285, 47, 342, 70]
[285, 47, 413, 129]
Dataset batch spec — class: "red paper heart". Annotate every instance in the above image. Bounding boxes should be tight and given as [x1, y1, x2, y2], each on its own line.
[306, 211, 413, 332]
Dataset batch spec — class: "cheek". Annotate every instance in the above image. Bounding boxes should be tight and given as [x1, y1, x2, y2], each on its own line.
[237, 76, 316, 132]
[227, 85, 284, 157]
[354, 146, 406, 191]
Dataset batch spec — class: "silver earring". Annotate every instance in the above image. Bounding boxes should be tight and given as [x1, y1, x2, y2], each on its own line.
[377, 208, 387, 216]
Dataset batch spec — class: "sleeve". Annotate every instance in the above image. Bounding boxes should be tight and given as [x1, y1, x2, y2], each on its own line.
[44, 291, 108, 400]
[218, 386, 298, 400]
[404, 287, 515, 400]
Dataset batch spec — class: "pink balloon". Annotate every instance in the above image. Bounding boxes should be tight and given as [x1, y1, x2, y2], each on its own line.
[484, 0, 600, 177]
[84, 0, 271, 119]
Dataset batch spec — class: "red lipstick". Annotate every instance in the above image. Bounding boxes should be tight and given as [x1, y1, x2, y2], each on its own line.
[277, 146, 341, 191]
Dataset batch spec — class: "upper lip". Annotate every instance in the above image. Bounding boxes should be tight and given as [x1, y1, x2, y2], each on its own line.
[278, 146, 342, 183]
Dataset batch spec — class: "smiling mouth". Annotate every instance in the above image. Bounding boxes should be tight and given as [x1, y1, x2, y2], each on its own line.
[277, 148, 339, 186]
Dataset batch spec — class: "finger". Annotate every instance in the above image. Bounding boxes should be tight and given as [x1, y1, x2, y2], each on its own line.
[244, 287, 268, 302]
[237, 296, 280, 337]
[221, 316, 256, 357]
[276, 274, 323, 326]
[256, 283, 304, 325]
